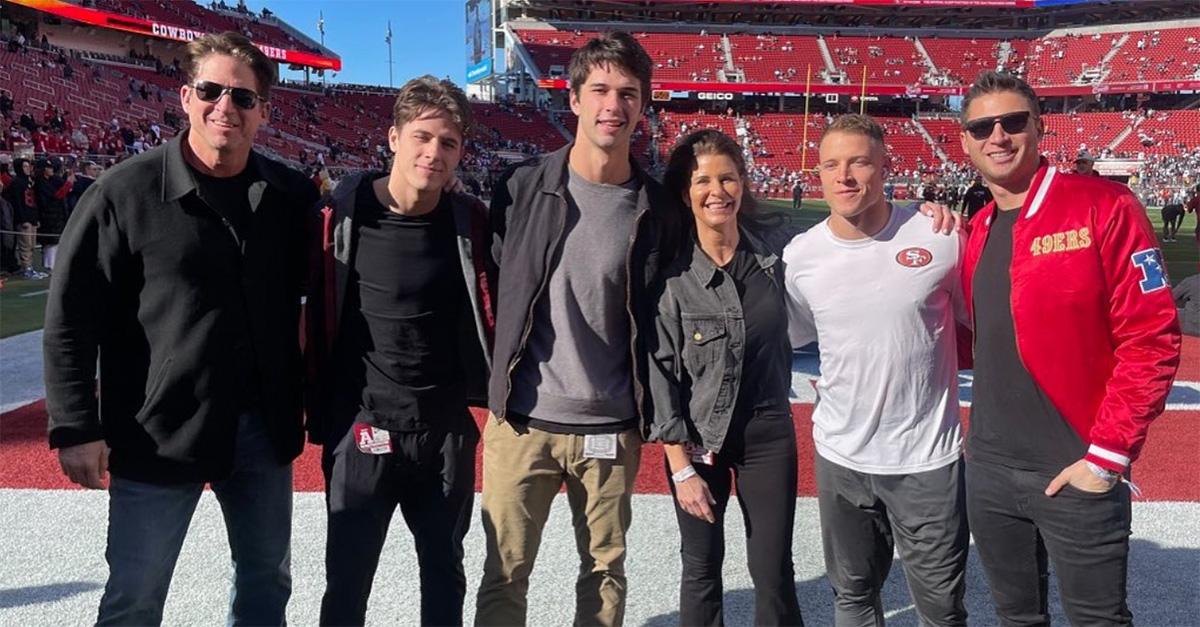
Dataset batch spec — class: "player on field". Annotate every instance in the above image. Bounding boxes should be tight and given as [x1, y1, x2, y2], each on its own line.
[957, 71, 1181, 626]
[304, 76, 494, 626]
[783, 114, 970, 627]
[648, 129, 803, 626]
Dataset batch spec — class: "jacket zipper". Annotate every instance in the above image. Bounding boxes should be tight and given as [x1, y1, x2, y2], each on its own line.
[501, 191, 568, 417]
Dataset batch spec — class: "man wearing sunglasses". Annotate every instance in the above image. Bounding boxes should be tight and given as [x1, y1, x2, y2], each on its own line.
[957, 71, 1180, 625]
[44, 31, 317, 625]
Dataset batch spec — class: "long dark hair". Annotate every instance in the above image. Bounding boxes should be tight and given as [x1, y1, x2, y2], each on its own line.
[663, 129, 782, 237]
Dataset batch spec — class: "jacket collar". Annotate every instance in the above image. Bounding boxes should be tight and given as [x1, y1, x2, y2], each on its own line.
[690, 225, 778, 287]
[538, 142, 654, 195]
[161, 129, 290, 203]
[984, 158, 1056, 226]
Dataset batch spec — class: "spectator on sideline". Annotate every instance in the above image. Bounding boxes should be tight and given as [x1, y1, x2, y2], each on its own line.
[32, 158, 72, 272]
[960, 175, 993, 220]
[306, 75, 494, 626]
[66, 161, 100, 219]
[958, 71, 1180, 626]
[4, 158, 44, 279]
[43, 31, 317, 625]
[785, 114, 970, 627]
[1073, 151, 1101, 177]
[649, 129, 803, 626]
[475, 32, 680, 626]
[0, 174, 15, 273]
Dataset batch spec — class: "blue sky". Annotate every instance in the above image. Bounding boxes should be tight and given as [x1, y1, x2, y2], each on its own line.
[238, 0, 468, 87]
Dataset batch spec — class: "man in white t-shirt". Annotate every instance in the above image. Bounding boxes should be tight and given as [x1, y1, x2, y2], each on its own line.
[783, 114, 969, 627]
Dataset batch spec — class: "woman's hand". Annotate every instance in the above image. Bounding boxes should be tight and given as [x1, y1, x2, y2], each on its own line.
[674, 473, 717, 523]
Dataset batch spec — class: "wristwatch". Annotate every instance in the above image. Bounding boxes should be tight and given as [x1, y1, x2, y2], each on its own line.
[1086, 461, 1120, 484]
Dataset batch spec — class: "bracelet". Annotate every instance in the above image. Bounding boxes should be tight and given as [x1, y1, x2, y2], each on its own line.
[1086, 461, 1120, 482]
[671, 465, 697, 484]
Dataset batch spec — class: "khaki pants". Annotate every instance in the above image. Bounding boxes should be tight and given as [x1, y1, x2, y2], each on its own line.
[15, 222, 35, 269]
[475, 418, 642, 627]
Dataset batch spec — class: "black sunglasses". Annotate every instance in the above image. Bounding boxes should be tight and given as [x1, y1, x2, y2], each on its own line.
[191, 80, 266, 110]
[962, 111, 1032, 140]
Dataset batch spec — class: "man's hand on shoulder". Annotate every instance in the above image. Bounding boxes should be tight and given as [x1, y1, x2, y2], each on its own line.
[58, 440, 110, 489]
[917, 201, 963, 235]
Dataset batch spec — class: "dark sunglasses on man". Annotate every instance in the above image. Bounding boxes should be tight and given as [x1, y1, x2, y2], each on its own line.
[962, 111, 1032, 141]
[191, 80, 266, 110]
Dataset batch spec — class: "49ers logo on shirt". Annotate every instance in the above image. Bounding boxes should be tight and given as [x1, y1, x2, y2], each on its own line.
[895, 247, 933, 268]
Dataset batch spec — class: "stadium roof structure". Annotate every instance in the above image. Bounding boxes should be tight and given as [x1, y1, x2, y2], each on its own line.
[505, 0, 1195, 28]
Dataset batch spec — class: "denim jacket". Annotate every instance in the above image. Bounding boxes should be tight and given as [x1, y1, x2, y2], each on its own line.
[646, 225, 789, 453]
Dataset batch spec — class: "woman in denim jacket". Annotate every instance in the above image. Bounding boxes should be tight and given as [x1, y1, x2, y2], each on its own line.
[647, 129, 803, 626]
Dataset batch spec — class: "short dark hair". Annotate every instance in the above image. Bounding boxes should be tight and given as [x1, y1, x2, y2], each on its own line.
[392, 75, 474, 137]
[185, 31, 277, 99]
[821, 114, 886, 151]
[568, 32, 653, 108]
[961, 71, 1041, 124]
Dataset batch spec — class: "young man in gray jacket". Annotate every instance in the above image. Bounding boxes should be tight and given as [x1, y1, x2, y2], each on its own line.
[475, 32, 679, 626]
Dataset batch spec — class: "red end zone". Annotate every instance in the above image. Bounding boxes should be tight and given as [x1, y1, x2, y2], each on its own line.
[3, 397, 1195, 501]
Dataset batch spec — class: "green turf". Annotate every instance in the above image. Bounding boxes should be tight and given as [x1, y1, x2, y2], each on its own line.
[0, 273, 50, 338]
[763, 199, 1197, 282]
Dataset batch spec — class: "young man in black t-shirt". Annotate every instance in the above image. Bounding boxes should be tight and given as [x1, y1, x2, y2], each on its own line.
[306, 76, 494, 626]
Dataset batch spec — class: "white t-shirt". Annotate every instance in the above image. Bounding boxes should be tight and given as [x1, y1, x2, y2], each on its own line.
[783, 204, 967, 474]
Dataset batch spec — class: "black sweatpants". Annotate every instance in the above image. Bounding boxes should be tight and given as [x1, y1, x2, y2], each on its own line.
[815, 455, 968, 627]
[666, 410, 803, 627]
[966, 458, 1133, 627]
[320, 416, 478, 626]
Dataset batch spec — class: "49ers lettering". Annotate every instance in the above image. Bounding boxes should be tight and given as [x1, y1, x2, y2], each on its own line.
[1029, 227, 1091, 256]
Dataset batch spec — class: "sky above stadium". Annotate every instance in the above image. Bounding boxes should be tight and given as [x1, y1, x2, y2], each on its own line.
[240, 0, 465, 87]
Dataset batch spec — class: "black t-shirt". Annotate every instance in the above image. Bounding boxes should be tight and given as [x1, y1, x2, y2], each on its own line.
[333, 178, 467, 432]
[193, 166, 254, 240]
[968, 207, 1084, 472]
[722, 241, 791, 418]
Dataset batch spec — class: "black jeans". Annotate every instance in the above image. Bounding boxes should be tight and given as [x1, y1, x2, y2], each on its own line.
[966, 458, 1133, 627]
[320, 415, 478, 626]
[667, 410, 803, 626]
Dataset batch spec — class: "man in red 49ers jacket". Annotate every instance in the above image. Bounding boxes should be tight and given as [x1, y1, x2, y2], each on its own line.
[957, 72, 1181, 626]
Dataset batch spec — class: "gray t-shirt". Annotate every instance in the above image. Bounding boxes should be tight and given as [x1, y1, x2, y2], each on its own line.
[507, 167, 641, 429]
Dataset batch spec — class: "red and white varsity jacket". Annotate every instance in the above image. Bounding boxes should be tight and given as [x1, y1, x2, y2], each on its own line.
[962, 162, 1182, 473]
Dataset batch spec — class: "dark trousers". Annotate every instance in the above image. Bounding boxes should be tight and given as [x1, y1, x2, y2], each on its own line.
[667, 411, 803, 626]
[320, 415, 478, 626]
[815, 455, 968, 627]
[966, 458, 1133, 627]
[97, 412, 292, 627]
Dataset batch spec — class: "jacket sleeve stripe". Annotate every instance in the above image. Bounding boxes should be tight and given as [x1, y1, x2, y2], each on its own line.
[1087, 444, 1131, 468]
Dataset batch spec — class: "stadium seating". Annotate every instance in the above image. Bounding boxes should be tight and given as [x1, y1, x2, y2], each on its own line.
[1021, 33, 1120, 86]
[727, 34, 825, 83]
[919, 37, 1011, 84]
[1114, 110, 1200, 156]
[1106, 27, 1200, 83]
[824, 35, 927, 85]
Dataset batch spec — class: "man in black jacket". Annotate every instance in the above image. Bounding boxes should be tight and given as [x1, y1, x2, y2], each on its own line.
[475, 33, 679, 626]
[4, 158, 44, 279]
[306, 76, 495, 627]
[43, 32, 316, 626]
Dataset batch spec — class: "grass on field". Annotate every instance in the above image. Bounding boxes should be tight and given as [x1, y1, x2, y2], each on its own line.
[765, 198, 1198, 283]
[0, 202, 1194, 339]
